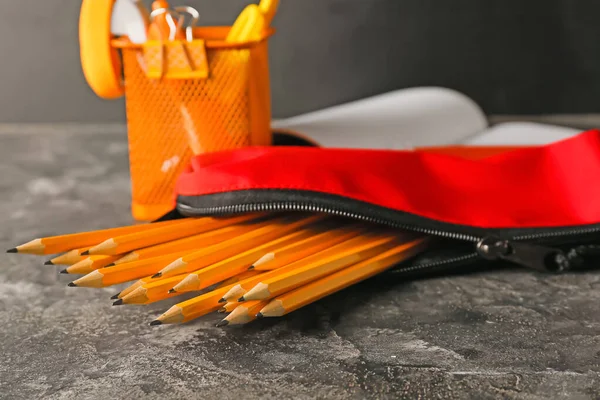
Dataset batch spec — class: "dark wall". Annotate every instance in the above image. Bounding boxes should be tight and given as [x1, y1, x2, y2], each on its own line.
[271, 0, 600, 117]
[0, 0, 598, 122]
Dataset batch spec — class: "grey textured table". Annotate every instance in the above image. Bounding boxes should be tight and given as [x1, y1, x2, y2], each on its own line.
[2, 126, 600, 400]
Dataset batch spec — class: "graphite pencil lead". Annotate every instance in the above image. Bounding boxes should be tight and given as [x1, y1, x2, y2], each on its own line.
[218, 297, 227, 303]
[248, 265, 255, 270]
[60, 269, 68, 274]
[106, 263, 115, 267]
[150, 320, 162, 327]
[6, 248, 17, 253]
[151, 273, 162, 279]
[238, 297, 246, 302]
[256, 312, 264, 319]
[215, 320, 229, 328]
[112, 299, 124, 306]
[217, 308, 226, 314]
[168, 289, 176, 294]
[81, 250, 90, 256]
[67, 282, 77, 287]
[110, 293, 121, 300]
[44, 260, 54, 265]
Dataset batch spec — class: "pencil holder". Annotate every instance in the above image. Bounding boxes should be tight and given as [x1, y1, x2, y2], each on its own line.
[105, 27, 273, 221]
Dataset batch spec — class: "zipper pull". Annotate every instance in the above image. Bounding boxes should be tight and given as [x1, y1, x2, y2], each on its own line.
[476, 237, 569, 273]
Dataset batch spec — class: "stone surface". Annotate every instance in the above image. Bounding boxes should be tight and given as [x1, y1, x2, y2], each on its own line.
[1, 127, 600, 399]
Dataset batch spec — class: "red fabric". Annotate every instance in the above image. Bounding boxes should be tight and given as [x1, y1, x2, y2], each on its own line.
[415, 145, 527, 160]
[175, 129, 600, 229]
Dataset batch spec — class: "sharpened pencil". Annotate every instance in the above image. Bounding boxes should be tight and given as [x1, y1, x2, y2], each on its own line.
[120, 274, 189, 305]
[47, 247, 92, 266]
[219, 300, 270, 326]
[70, 252, 187, 287]
[251, 224, 365, 271]
[63, 255, 121, 274]
[153, 269, 285, 325]
[8, 218, 188, 255]
[241, 234, 405, 301]
[116, 278, 147, 299]
[153, 214, 326, 279]
[259, 237, 430, 317]
[113, 222, 264, 265]
[88, 214, 262, 255]
[169, 227, 323, 294]
[221, 301, 239, 313]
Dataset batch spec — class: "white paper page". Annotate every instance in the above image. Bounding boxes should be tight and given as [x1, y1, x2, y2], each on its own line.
[460, 122, 582, 145]
[273, 87, 489, 149]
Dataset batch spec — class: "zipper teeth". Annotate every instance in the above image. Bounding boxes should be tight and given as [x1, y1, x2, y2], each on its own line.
[179, 201, 600, 243]
[514, 227, 600, 241]
[178, 202, 480, 241]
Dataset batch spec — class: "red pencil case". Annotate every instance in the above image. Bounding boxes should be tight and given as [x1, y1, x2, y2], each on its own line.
[162, 129, 600, 275]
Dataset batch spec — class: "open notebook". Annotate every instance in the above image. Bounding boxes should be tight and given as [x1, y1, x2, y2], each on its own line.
[272, 87, 582, 149]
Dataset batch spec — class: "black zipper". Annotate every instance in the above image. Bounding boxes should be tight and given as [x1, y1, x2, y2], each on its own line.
[177, 198, 600, 275]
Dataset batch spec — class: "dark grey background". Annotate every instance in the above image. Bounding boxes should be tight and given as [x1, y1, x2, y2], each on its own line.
[1, 0, 599, 123]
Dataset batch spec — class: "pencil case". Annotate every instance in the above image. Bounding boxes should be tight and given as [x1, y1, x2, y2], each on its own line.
[165, 129, 600, 275]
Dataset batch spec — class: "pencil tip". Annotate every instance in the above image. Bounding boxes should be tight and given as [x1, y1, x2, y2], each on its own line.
[112, 299, 124, 306]
[216, 320, 229, 328]
[218, 297, 227, 304]
[110, 293, 121, 300]
[168, 289, 176, 294]
[60, 269, 68, 274]
[256, 312, 264, 319]
[81, 250, 90, 256]
[6, 248, 17, 253]
[217, 308, 226, 313]
[151, 273, 162, 279]
[44, 260, 54, 265]
[106, 263, 115, 267]
[238, 296, 246, 302]
[67, 282, 77, 287]
[248, 265, 255, 270]
[150, 320, 162, 327]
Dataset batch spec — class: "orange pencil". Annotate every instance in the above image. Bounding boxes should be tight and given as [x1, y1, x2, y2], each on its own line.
[259, 237, 430, 317]
[169, 228, 323, 294]
[7, 218, 188, 255]
[88, 214, 262, 255]
[70, 252, 187, 288]
[63, 255, 121, 275]
[152, 214, 326, 279]
[113, 223, 261, 265]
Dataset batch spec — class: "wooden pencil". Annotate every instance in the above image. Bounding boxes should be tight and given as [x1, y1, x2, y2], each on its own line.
[152, 214, 327, 279]
[219, 301, 239, 314]
[240, 234, 405, 301]
[113, 278, 146, 300]
[169, 228, 324, 294]
[62, 255, 121, 275]
[151, 269, 289, 325]
[112, 264, 261, 301]
[113, 223, 265, 265]
[217, 300, 270, 327]
[88, 214, 262, 255]
[259, 237, 430, 317]
[70, 252, 186, 288]
[218, 252, 325, 303]
[250, 225, 365, 271]
[117, 274, 189, 305]
[7, 218, 187, 255]
[46, 247, 92, 266]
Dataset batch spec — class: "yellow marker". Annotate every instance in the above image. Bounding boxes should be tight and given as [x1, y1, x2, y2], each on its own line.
[259, 0, 279, 25]
[226, 4, 266, 43]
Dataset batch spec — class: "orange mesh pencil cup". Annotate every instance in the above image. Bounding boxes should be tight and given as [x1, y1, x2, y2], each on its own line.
[80, 1, 276, 221]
